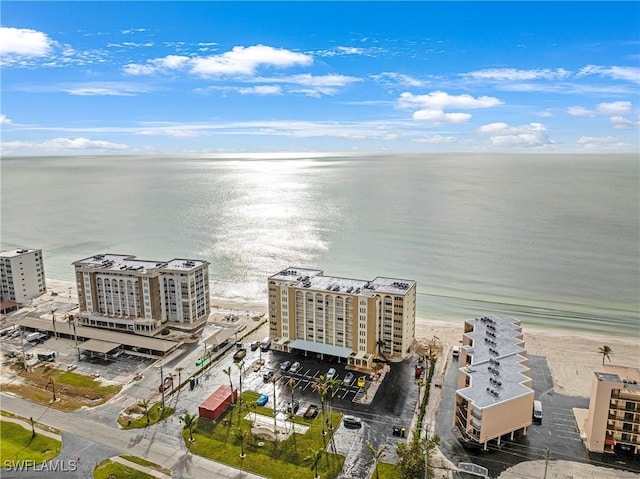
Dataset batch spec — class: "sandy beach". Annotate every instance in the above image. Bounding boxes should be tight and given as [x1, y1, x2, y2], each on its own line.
[26, 279, 640, 478]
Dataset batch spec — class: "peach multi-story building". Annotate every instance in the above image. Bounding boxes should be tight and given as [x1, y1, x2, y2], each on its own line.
[267, 267, 416, 368]
[585, 365, 640, 456]
[454, 315, 534, 450]
[73, 254, 210, 334]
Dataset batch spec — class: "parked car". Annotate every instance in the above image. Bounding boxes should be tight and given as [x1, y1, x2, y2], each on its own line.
[452, 346, 460, 358]
[303, 404, 319, 419]
[343, 415, 362, 428]
[233, 348, 247, 361]
[280, 360, 292, 372]
[289, 361, 301, 373]
[342, 372, 354, 386]
[250, 341, 260, 351]
[263, 371, 274, 382]
[286, 400, 300, 414]
[357, 376, 366, 388]
[326, 368, 337, 380]
[256, 394, 269, 406]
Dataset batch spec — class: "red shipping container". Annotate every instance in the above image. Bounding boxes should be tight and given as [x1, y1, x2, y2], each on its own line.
[198, 385, 238, 421]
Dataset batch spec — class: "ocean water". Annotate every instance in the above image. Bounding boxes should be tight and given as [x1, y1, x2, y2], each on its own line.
[1, 153, 638, 337]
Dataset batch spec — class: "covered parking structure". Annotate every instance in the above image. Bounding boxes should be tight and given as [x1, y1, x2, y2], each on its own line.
[288, 339, 352, 362]
[16, 316, 180, 358]
[204, 327, 237, 352]
[79, 338, 121, 360]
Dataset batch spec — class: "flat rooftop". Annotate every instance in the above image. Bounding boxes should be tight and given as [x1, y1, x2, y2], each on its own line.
[457, 352, 533, 409]
[270, 267, 415, 296]
[463, 315, 525, 365]
[17, 316, 180, 355]
[596, 365, 640, 391]
[0, 248, 40, 258]
[73, 254, 209, 274]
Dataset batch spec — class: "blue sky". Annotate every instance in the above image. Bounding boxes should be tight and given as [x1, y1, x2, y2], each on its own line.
[1, 1, 638, 155]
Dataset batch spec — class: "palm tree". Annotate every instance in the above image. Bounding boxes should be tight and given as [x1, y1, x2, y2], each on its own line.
[598, 345, 613, 365]
[223, 366, 234, 404]
[376, 339, 386, 356]
[366, 443, 388, 479]
[326, 378, 341, 431]
[236, 360, 245, 427]
[305, 447, 323, 479]
[138, 398, 150, 426]
[176, 367, 184, 387]
[270, 374, 279, 445]
[312, 375, 328, 437]
[180, 410, 196, 443]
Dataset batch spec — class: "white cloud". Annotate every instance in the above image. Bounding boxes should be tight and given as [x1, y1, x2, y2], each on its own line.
[0, 114, 13, 124]
[577, 136, 631, 150]
[567, 106, 595, 117]
[596, 101, 632, 116]
[237, 85, 282, 95]
[1, 137, 129, 154]
[398, 91, 502, 110]
[17, 82, 154, 96]
[190, 45, 312, 76]
[0, 26, 53, 56]
[413, 109, 471, 123]
[578, 65, 640, 82]
[610, 116, 639, 129]
[42, 137, 129, 149]
[372, 72, 425, 87]
[398, 91, 500, 124]
[463, 68, 571, 81]
[412, 135, 457, 144]
[124, 45, 312, 78]
[535, 109, 554, 118]
[477, 122, 550, 148]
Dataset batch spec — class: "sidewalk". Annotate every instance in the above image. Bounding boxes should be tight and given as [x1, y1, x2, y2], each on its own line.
[0, 414, 62, 441]
[110, 455, 172, 479]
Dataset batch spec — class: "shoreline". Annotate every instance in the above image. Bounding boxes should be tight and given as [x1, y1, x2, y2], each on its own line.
[42, 278, 639, 398]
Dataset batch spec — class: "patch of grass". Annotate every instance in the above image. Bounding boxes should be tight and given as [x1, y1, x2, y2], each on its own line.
[93, 459, 155, 479]
[120, 455, 171, 475]
[4, 364, 121, 411]
[118, 402, 175, 429]
[183, 391, 345, 479]
[0, 411, 61, 435]
[0, 421, 61, 464]
[377, 461, 403, 479]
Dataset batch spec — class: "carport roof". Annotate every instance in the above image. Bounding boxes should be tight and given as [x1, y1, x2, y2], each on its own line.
[289, 339, 352, 359]
[204, 327, 237, 346]
[80, 338, 120, 354]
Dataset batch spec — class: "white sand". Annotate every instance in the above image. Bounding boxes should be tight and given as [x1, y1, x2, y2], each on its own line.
[498, 459, 640, 478]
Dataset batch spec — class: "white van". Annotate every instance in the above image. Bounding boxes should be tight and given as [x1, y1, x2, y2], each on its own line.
[533, 400, 543, 424]
[260, 336, 271, 351]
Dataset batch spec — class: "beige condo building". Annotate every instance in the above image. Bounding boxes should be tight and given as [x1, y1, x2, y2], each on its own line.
[454, 315, 534, 450]
[585, 365, 640, 456]
[73, 254, 210, 334]
[267, 267, 416, 369]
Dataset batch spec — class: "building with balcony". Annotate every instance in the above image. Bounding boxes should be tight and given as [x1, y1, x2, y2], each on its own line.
[73, 254, 210, 335]
[0, 248, 47, 304]
[453, 315, 534, 450]
[267, 267, 416, 369]
[585, 365, 640, 456]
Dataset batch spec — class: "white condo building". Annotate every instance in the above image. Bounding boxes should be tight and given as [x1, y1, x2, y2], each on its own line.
[0, 248, 47, 304]
[268, 267, 416, 369]
[73, 254, 210, 334]
[454, 315, 534, 450]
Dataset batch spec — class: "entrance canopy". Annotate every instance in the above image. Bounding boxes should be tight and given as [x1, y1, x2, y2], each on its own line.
[288, 339, 352, 359]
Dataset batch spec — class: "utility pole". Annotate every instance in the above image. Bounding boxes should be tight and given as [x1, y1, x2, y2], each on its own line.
[543, 448, 549, 479]
[51, 309, 57, 339]
[46, 379, 56, 402]
[159, 365, 165, 410]
[69, 315, 79, 360]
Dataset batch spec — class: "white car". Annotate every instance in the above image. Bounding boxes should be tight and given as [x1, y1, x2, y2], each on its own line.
[452, 346, 460, 358]
[326, 368, 337, 380]
[289, 361, 301, 373]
